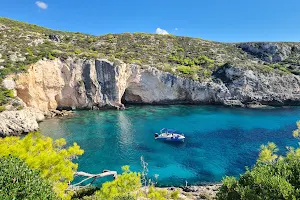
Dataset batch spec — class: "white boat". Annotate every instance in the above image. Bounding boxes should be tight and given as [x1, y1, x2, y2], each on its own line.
[154, 128, 185, 142]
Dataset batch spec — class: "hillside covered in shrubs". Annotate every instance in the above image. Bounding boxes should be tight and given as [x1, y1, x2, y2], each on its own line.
[1, 17, 300, 105]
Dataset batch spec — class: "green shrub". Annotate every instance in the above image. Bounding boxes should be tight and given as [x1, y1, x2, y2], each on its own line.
[0, 156, 57, 200]
[113, 194, 135, 200]
[26, 47, 34, 56]
[217, 121, 300, 200]
[74, 49, 82, 55]
[177, 47, 184, 52]
[176, 65, 195, 75]
[261, 65, 274, 73]
[129, 59, 142, 64]
[5, 89, 15, 98]
[95, 166, 141, 200]
[0, 88, 15, 104]
[71, 186, 98, 199]
[0, 132, 84, 199]
[218, 161, 296, 199]
[146, 186, 168, 200]
[279, 66, 290, 74]
[170, 190, 180, 199]
[0, 105, 5, 112]
[47, 52, 55, 60]
[202, 69, 212, 79]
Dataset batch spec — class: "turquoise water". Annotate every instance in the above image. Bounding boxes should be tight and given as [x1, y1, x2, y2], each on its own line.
[39, 105, 300, 186]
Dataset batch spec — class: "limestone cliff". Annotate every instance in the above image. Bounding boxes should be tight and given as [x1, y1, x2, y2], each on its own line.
[15, 58, 135, 111]
[1, 57, 300, 136]
[12, 58, 300, 111]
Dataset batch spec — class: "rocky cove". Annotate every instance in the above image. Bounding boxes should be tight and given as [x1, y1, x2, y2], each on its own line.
[1, 6, 300, 198]
[0, 57, 300, 136]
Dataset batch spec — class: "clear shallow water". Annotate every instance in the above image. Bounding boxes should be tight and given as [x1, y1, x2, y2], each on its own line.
[39, 105, 300, 186]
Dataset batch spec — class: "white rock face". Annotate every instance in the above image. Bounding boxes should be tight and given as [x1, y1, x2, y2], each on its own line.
[13, 58, 300, 112]
[15, 58, 136, 111]
[238, 43, 294, 62]
[14, 58, 231, 111]
[123, 67, 230, 104]
[214, 65, 300, 105]
[0, 108, 44, 137]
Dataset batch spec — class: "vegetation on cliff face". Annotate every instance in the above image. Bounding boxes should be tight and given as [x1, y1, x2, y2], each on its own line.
[1, 17, 300, 80]
[217, 121, 300, 200]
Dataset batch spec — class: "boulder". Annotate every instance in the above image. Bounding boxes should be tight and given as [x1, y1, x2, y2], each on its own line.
[49, 34, 60, 42]
[2, 78, 16, 90]
[0, 108, 44, 137]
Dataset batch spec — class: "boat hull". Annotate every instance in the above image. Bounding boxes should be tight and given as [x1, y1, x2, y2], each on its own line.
[155, 138, 184, 142]
[155, 136, 185, 142]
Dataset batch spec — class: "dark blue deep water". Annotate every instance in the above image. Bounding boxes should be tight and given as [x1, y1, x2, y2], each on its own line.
[39, 105, 300, 186]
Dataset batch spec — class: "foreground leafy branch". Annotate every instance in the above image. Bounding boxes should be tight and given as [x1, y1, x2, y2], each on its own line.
[0, 156, 57, 200]
[0, 132, 84, 199]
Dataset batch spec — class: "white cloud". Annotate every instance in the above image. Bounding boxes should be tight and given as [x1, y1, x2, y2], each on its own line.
[175, 28, 178, 31]
[155, 28, 169, 35]
[35, 1, 48, 9]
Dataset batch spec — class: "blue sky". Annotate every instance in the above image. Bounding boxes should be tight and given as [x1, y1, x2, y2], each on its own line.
[1, 0, 300, 42]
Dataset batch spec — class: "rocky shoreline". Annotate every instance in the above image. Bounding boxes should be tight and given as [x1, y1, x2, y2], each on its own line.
[0, 108, 73, 137]
[156, 184, 221, 200]
[179, 184, 221, 200]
